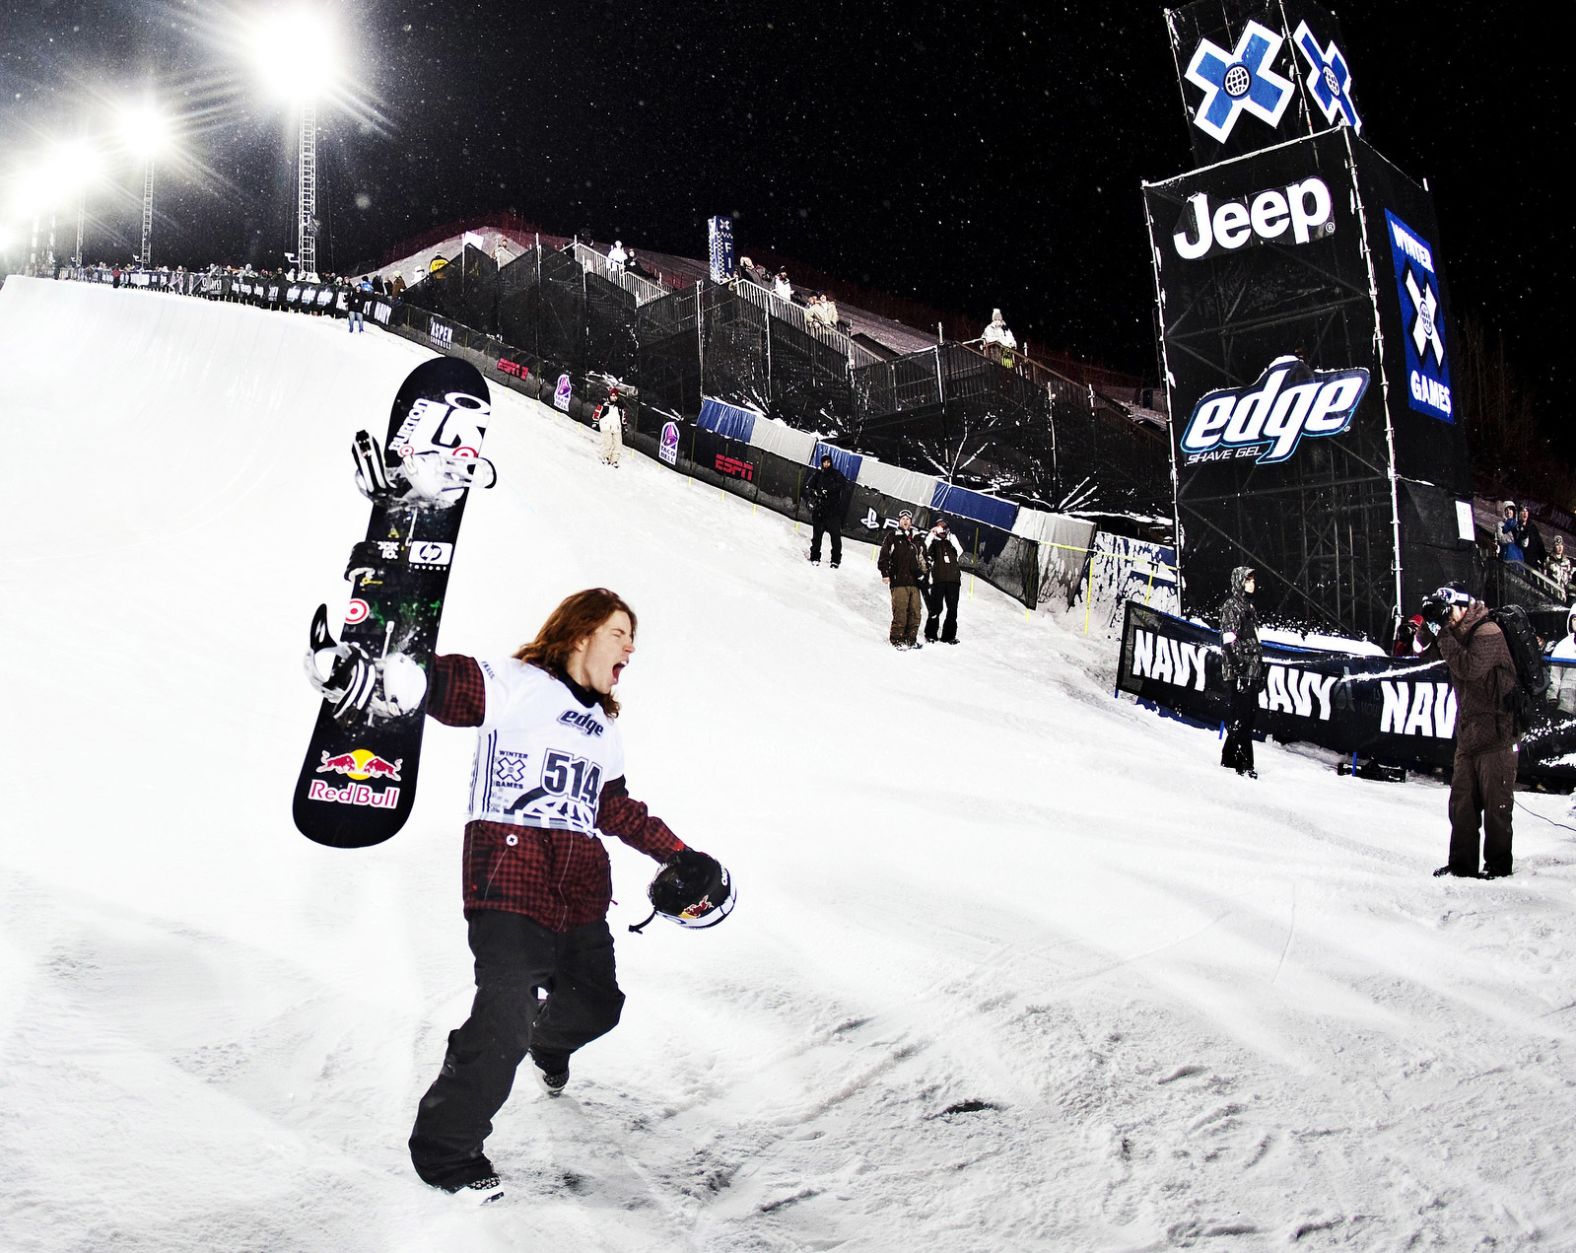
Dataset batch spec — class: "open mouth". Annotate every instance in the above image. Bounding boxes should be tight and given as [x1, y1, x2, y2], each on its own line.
[612, 662, 626, 682]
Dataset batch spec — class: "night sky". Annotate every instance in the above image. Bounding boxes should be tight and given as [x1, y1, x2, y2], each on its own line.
[0, 1, 1565, 400]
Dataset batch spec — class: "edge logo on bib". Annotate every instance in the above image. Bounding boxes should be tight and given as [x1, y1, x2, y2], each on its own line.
[1384, 210, 1453, 422]
[1172, 176, 1333, 261]
[1180, 357, 1369, 466]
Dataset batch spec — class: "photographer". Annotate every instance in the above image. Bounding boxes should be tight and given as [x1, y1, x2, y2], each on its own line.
[1417, 583, 1517, 879]
[1218, 567, 1264, 777]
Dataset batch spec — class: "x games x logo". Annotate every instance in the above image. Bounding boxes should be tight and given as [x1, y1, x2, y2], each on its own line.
[1184, 20, 1294, 143]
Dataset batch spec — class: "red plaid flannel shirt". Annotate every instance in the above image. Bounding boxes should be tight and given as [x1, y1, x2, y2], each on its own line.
[428, 654, 686, 932]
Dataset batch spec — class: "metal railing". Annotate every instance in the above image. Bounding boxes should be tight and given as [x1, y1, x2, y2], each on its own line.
[568, 241, 669, 306]
[731, 277, 883, 369]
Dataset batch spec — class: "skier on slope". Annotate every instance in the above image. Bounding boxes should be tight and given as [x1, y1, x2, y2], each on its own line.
[407, 588, 732, 1199]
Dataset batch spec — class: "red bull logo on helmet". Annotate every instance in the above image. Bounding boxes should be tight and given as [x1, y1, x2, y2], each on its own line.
[679, 895, 715, 921]
[316, 748, 403, 783]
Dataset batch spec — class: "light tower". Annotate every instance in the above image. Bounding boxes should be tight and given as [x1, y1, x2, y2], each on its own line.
[117, 103, 171, 267]
[248, 5, 342, 279]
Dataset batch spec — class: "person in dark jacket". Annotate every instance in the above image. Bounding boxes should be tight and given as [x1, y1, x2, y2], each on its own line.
[878, 510, 929, 649]
[1514, 506, 1547, 570]
[1417, 583, 1518, 878]
[1218, 566, 1264, 777]
[805, 454, 846, 567]
[922, 516, 964, 643]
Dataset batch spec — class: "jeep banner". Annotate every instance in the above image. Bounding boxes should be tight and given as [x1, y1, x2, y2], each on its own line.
[1145, 121, 1474, 643]
[1117, 601, 1576, 781]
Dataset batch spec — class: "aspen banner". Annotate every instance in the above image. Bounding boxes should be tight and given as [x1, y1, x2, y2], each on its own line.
[1116, 601, 1576, 781]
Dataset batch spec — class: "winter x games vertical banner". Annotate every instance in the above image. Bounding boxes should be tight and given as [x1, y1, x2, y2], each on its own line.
[1167, 0, 1362, 168]
[1385, 210, 1452, 423]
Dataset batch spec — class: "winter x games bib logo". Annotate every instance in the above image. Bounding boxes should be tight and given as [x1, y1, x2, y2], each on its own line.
[1184, 20, 1294, 143]
[1384, 211, 1453, 422]
[1180, 357, 1369, 466]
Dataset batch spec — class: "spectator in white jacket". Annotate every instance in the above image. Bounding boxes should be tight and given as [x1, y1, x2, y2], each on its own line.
[773, 269, 793, 302]
[982, 308, 1017, 365]
[606, 241, 627, 274]
[598, 388, 625, 468]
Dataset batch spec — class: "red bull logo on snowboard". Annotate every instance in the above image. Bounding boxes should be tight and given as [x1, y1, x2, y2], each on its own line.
[310, 748, 403, 809]
[316, 748, 403, 782]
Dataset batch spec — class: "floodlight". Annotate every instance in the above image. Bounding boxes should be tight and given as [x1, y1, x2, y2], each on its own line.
[117, 102, 172, 160]
[247, 5, 342, 103]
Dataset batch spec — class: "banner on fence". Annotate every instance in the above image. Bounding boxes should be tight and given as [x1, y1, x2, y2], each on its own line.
[1116, 601, 1576, 780]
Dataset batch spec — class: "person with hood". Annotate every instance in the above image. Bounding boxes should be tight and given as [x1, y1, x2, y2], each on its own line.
[981, 308, 1017, 366]
[1546, 534, 1572, 601]
[597, 387, 624, 468]
[1218, 566, 1264, 777]
[804, 453, 846, 567]
[878, 510, 929, 649]
[605, 240, 627, 275]
[922, 516, 964, 644]
[1498, 502, 1523, 562]
[1416, 583, 1519, 878]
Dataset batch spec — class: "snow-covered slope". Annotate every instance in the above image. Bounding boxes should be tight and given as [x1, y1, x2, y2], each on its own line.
[2, 276, 1574, 1252]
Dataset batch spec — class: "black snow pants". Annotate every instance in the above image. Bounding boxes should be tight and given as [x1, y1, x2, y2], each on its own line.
[923, 582, 960, 642]
[409, 910, 624, 1189]
[810, 519, 841, 564]
[1221, 684, 1259, 773]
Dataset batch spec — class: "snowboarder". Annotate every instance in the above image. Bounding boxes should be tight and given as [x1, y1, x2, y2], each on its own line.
[805, 453, 846, 567]
[1218, 566, 1264, 777]
[878, 510, 929, 649]
[922, 517, 964, 644]
[1417, 584, 1519, 878]
[407, 588, 728, 1199]
[598, 388, 624, 467]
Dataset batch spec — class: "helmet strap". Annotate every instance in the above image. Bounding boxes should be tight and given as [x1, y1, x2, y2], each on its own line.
[627, 907, 659, 935]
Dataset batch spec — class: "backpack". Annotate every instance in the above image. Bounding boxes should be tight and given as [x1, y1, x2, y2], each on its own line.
[1467, 605, 1548, 734]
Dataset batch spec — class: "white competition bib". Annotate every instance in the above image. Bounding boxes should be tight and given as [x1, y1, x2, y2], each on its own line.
[466, 659, 625, 834]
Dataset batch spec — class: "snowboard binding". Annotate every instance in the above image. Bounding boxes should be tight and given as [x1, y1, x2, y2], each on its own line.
[303, 604, 429, 722]
[352, 429, 497, 509]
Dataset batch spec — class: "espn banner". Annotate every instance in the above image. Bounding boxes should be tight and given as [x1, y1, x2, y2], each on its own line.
[1116, 601, 1576, 781]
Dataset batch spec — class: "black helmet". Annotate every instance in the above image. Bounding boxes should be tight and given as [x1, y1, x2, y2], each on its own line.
[630, 850, 735, 932]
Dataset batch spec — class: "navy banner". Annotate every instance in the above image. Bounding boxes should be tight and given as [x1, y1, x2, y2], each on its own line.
[1117, 601, 1576, 781]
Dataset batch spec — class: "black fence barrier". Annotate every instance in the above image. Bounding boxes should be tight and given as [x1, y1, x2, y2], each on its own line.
[1117, 600, 1576, 784]
[368, 239, 1168, 519]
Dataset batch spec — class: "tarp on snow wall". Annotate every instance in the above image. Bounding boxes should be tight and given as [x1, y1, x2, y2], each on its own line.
[622, 402, 1068, 609]
[1117, 600, 1576, 783]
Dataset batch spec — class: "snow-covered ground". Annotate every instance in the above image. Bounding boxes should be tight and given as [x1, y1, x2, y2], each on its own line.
[2, 276, 1574, 1252]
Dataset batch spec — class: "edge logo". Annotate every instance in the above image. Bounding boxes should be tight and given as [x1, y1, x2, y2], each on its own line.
[428, 319, 453, 347]
[1172, 176, 1333, 261]
[1180, 357, 1369, 466]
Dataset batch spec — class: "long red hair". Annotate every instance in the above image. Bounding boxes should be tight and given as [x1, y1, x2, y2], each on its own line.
[513, 588, 637, 718]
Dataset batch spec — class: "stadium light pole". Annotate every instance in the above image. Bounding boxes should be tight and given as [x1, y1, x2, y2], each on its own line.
[117, 103, 172, 268]
[43, 140, 102, 269]
[247, 5, 343, 279]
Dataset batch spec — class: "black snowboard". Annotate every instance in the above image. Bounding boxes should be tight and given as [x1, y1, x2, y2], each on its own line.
[293, 356, 492, 848]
